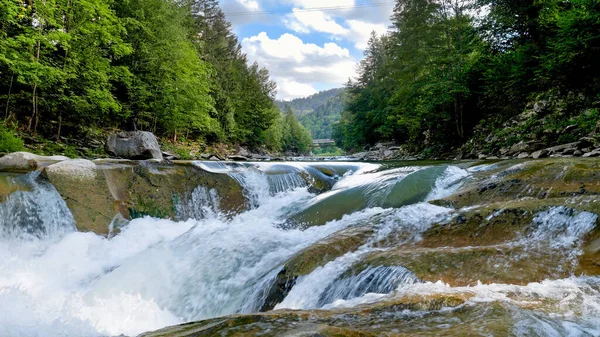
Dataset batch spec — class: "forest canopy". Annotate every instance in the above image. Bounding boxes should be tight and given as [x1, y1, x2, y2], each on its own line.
[333, 0, 600, 153]
[0, 0, 311, 153]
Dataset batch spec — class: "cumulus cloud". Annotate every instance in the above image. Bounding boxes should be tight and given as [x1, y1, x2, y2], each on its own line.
[237, 0, 259, 10]
[275, 79, 318, 100]
[281, 4, 391, 50]
[346, 20, 388, 49]
[221, 0, 394, 98]
[284, 9, 349, 36]
[242, 32, 356, 99]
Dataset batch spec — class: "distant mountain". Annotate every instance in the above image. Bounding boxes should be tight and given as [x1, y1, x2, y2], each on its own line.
[276, 88, 345, 139]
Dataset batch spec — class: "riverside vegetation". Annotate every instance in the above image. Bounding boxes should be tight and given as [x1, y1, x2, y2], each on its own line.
[0, 0, 312, 157]
[332, 0, 600, 159]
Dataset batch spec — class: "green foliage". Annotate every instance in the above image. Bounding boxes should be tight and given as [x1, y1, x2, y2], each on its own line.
[276, 88, 345, 140]
[276, 88, 344, 116]
[0, 0, 282, 152]
[334, 0, 600, 154]
[281, 106, 312, 155]
[0, 124, 24, 153]
[311, 146, 344, 157]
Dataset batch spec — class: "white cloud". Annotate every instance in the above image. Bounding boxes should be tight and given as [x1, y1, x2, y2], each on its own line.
[284, 9, 350, 36]
[221, 0, 394, 52]
[242, 32, 355, 99]
[220, 0, 395, 98]
[237, 0, 259, 10]
[276, 78, 318, 100]
[288, 0, 355, 8]
[346, 20, 388, 49]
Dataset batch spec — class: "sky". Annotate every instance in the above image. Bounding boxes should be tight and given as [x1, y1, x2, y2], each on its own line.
[218, 0, 395, 100]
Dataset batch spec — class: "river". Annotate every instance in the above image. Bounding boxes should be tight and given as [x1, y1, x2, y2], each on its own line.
[0, 160, 599, 336]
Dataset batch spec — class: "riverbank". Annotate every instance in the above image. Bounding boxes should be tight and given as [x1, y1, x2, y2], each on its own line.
[346, 134, 600, 162]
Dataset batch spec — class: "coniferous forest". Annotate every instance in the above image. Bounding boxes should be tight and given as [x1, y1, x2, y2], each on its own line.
[0, 0, 312, 154]
[333, 0, 600, 156]
[276, 88, 345, 140]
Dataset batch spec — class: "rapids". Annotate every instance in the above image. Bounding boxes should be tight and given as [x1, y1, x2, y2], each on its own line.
[0, 160, 599, 337]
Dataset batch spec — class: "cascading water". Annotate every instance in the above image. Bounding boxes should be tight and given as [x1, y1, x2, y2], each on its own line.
[0, 160, 599, 337]
[0, 172, 75, 240]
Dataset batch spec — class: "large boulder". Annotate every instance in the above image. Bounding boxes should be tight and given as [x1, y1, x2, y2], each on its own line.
[105, 131, 163, 160]
[42, 159, 117, 234]
[0, 152, 68, 173]
[41, 159, 248, 235]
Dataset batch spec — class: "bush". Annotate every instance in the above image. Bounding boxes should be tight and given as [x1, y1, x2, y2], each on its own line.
[0, 124, 24, 153]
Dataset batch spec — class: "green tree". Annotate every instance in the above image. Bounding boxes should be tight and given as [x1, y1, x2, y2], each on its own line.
[281, 106, 312, 155]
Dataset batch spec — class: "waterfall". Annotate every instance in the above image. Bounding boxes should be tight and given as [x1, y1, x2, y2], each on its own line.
[0, 172, 75, 241]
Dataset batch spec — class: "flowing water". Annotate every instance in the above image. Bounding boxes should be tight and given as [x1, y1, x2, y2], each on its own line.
[0, 161, 598, 336]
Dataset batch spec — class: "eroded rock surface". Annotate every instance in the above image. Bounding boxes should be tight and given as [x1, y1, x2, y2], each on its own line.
[0, 152, 68, 173]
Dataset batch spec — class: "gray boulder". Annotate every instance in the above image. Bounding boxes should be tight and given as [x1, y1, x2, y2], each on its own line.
[583, 150, 600, 158]
[0, 152, 69, 173]
[508, 141, 529, 155]
[228, 155, 249, 161]
[105, 131, 163, 160]
[531, 149, 549, 159]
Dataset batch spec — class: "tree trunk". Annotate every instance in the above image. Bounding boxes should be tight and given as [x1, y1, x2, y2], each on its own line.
[4, 73, 13, 121]
[28, 40, 41, 132]
[56, 113, 62, 142]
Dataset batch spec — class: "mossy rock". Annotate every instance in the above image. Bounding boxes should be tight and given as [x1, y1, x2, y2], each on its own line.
[0, 152, 68, 173]
[42, 160, 248, 235]
[42, 159, 116, 234]
[356, 244, 576, 286]
[142, 293, 514, 337]
[437, 158, 600, 209]
[345, 201, 600, 286]
[101, 161, 247, 222]
[261, 225, 375, 311]
[0, 173, 31, 202]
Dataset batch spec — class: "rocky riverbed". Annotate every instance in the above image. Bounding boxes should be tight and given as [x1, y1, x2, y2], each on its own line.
[0, 154, 598, 336]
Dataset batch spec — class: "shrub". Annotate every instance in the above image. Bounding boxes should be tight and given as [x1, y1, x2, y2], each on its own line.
[0, 124, 24, 153]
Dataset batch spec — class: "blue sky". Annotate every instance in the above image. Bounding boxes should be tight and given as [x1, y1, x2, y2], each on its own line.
[218, 0, 395, 100]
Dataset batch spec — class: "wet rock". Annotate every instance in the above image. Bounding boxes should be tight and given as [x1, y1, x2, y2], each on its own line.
[42, 159, 116, 234]
[546, 142, 579, 155]
[228, 155, 249, 161]
[578, 137, 596, 149]
[261, 225, 374, 311]
[435, 159, 600, 209]
[161, 151, 179, 160]
[237, 147, 250, 157]
[508, 141, 529, 155]
[563, 124, 578, 134]
[41, 160, 248, 235]
[583, 150, 600, 158]
[0, 152, 68, 173]
[105, 131, 163, 160]
[141, 293, 516, 337]
[531, 149, 549, 159]
[0, 173, 32, 202]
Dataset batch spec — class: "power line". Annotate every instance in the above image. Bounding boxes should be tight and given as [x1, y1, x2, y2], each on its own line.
[224, 1, 396, 17]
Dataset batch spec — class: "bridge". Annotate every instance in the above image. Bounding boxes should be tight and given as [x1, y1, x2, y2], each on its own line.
[311, 139, 336, 148]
